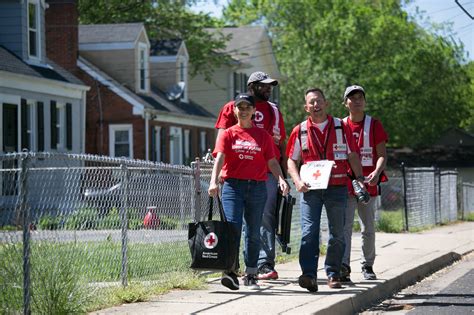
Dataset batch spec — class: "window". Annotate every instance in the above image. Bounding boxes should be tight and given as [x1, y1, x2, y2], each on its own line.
[21, 99, 36, 151]
[271, 85, 280, 104]
[169, 126, 183, 165]
[137, 43, 148, 92]
[233, 73, 248, 97]
[152, 126, 161, 162]
[200, 131, 207, 158]
[184, 129, 190, 165]
[178, 56, 187, 101]
[50, 102, 71, 150]
[28, 0, 40, 59]
[109, 124, 133, 158]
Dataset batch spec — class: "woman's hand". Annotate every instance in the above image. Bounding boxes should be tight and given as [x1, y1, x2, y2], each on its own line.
[208, 182, 219, 197]
[279, 178, 290, 196]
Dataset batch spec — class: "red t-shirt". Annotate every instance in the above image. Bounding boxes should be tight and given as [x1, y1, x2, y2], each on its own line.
[213, 125, 276, 181]
[344, 116, 389, 196]
[344, 117, 388, 150]
[215, 100, 286, 161]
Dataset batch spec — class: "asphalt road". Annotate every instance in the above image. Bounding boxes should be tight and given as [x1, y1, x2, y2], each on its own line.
[361, 252, 474, 314]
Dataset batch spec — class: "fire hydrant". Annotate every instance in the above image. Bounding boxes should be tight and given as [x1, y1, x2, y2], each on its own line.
[144, 207, 160, 229]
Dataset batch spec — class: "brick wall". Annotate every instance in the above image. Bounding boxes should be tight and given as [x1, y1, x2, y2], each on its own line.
[45, 0, 78, 71]
[76, 68, 146, 159]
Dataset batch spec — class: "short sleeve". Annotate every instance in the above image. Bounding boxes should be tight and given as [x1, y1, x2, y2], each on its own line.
[373, 119, 388, 145]
[215, 101, 237, 129]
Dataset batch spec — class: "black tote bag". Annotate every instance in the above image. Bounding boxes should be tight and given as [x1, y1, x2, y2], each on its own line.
[188, 196, 238, 271]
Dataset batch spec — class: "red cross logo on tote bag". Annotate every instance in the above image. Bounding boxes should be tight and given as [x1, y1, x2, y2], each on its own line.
[204, 232, 218, 249]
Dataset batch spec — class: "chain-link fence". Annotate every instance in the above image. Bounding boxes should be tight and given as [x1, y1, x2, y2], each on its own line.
[0, 152, 202, 313]
[461, 182, 474, 219]
[401, 166, 461, 230]
[1, 152, 472, 313]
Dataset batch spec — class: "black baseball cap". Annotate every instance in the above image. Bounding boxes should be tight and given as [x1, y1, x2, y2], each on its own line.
[234, 93, 255, 107]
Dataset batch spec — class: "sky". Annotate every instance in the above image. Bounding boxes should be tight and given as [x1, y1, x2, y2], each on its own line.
[191, 0, 473, 61]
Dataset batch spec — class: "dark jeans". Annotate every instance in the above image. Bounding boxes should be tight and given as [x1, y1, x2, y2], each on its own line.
[299, 185, 347, 278]
[222, 178, 267, 274]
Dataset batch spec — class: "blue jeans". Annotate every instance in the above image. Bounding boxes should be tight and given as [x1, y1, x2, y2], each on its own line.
[299, 185, 347, 279]
[258, 173, 278, 269]
[222, 179, 267, 274]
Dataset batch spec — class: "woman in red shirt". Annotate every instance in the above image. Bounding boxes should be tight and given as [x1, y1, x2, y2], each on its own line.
[209, 93, 289, 291]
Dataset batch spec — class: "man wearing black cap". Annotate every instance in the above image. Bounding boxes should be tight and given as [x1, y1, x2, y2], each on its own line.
[215, 71, 287, 281]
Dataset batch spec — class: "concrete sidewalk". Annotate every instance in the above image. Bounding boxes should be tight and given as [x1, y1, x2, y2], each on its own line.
[91, 222, 473, 315]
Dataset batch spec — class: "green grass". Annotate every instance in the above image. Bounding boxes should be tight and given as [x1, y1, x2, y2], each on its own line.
[87, 271, 206, 312]
[465, 212, 474, 221]
[376, 210, 405, 233]
[0, 240, 195, 313]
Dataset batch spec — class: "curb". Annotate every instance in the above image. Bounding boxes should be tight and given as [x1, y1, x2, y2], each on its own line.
[315, 251, 464, 315]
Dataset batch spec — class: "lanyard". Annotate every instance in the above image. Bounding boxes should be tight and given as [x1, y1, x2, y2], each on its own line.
[309, 119, 332, 160]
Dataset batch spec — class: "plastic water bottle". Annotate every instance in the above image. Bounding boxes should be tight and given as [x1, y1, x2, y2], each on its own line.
[352, 180, 370, 204]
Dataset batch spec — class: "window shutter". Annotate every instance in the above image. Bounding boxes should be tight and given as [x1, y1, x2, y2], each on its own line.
[161, 127, 167, 162]
[66, 103, 72, 150]
[21, 99, 29, 150]
[151, 127, 156, 161]
[37, 102, 44, 151]
[50, 100, 57, 149]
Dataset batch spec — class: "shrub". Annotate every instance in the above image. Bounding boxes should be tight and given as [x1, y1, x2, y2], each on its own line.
[465, 212, 474, 221]
[376, 210, 404, 233]
[38, 215, 62, 230]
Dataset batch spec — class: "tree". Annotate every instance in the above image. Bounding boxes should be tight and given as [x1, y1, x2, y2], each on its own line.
[222, 0, 472, 147]
[78, 0, 232, 81]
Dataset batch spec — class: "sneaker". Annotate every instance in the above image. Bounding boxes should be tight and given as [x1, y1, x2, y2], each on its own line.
[221, 271, 239, 290]
[340, 263, 352, 283]
[327, 277, 342, 289]
[257, 264, 279, 280]
[298, 274, 318, 292]
[243, 274, 260, 290]
[362, 265, 377, 280]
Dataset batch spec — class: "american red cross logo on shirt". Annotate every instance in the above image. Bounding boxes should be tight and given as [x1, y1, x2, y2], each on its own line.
[312, 170, 321, 179]
[204, 232, 218, 249]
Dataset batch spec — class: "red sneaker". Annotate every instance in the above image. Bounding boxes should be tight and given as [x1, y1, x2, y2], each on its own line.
[257, 265, 279, 280]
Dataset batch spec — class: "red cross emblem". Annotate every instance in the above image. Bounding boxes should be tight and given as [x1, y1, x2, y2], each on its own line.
[312, 169, 321, 179]
[204, 232, 218, 249]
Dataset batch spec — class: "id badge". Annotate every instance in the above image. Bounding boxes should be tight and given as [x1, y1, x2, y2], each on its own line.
[360, 147, 373, 166]
[333, 143, 347, 160]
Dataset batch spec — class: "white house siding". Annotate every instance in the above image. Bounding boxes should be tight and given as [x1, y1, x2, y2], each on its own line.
[80, 49, 136, 91]
[150, 61, 176, 92]
[188, 66, 232, 116]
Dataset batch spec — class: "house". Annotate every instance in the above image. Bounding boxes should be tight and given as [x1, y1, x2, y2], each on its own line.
[188, 26, 283, 116]
[0, 0, 89, 155]
[0, 0, 90, 225]
[387, 128, 474, 182]
[77, 24, 216, 164]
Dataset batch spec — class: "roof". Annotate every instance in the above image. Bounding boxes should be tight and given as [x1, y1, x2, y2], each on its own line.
[151, 86, 214, 117]
[78, 55, 214, 119]
[150, 39, 183, 56]
[0, 45, 84, 86]
[435, 128, 474, 147]
[79, 23, 144, 44]
[206, 26, 267, 61]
